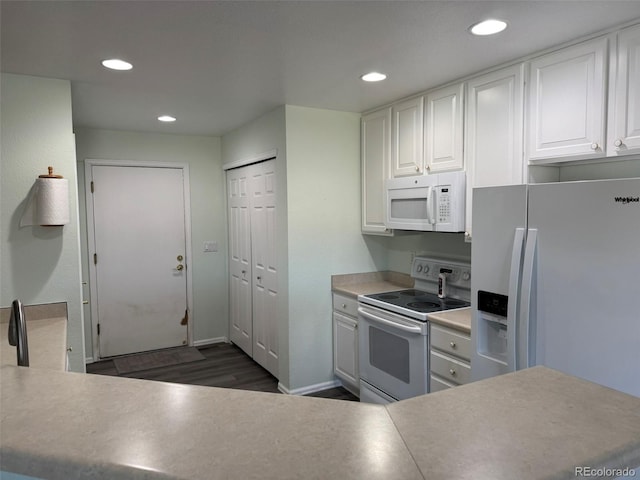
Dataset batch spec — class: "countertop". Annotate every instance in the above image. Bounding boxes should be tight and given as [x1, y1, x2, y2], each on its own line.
[0, 303, 67, 371]
[427, 307, 471, 334]
[332, 271, 472, 333]
[331, 271, 413, 297]
[2, 366, 639, 480]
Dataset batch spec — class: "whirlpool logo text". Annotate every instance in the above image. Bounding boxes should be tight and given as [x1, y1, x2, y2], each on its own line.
[614, 196, 640, 204]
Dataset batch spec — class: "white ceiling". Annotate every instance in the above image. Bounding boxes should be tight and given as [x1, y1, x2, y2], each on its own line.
[3, 1, 640, 137]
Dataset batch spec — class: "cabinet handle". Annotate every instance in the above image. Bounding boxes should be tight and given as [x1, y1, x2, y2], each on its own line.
[426, 165, 431, 172]
[449, 368, 457, 376]
[257, 276, 262, 281]
[450, 341, 457, 349]
[415, 165, 420, 172]
[590, 142, 599, 151]
[614, 138, 624, 148]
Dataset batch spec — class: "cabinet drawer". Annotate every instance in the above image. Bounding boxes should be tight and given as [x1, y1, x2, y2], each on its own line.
[333, 293, 358, 318]
[430, 350, 471, 385]
[430, 324, 471, 361]
[430, 374, 456, 393]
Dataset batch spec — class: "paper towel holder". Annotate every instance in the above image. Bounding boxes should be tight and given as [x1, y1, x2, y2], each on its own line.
[39, 166, 63, 180]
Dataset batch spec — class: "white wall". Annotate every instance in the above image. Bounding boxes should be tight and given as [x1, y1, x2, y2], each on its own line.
[386, 232, 471, 274]
[0, 73, 85, 371]
[74, 128, 225, 360]
[221, 106, 291, 387]
[284, 105, 387, 390]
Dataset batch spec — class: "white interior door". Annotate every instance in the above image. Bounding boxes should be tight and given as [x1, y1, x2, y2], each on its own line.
[250, 160, 278, 377]
[90, 165, 188, 357]
[227, 167, 253, 355]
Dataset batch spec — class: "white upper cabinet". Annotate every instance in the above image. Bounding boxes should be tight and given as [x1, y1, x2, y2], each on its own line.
[465, 63, 525, 239]
[425, 83, 464, 173]
[608, 24, 640, 157]
[527, 36, 608, 163]
[361, 107, 393, 236]
[391, 96, 424, 177]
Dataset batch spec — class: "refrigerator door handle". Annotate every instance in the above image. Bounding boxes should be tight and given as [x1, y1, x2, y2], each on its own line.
[519, 228, 538, 369]
[507, 228, 526, 372]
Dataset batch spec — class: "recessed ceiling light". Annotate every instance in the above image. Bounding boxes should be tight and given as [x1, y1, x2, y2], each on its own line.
[469, 19, 508, 36]
[158, 115, 177, 123]
[101, 58, 133, 71]
[361, 72, 387, 82]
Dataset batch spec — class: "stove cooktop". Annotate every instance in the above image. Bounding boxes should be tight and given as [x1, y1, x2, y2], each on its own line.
[363, 289, 470, 314]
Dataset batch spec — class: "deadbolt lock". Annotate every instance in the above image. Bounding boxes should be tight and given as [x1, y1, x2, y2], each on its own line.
[177, 255, 184, 261]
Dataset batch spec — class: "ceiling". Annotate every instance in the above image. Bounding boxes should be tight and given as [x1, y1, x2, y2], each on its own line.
[3, 1, 640, 137]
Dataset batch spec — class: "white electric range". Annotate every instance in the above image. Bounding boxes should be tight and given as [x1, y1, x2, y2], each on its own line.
[357, 256, 471, 404]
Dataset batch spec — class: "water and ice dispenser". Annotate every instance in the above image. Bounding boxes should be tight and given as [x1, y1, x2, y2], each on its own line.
[476, 291, 509, 365]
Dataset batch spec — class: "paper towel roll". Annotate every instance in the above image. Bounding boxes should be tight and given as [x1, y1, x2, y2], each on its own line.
[20, 178, 70, 226]
[36, 178, 69, 226]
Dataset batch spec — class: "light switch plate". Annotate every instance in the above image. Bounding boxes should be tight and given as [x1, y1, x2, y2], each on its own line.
[203, 241, 218, 253]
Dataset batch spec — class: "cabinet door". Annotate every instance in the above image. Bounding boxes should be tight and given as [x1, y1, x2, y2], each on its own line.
[609, 24, 640, 156]
[391, 96, 424, 177]
[527, 36, 608, 162]
[333, 311, 358, 388]
[425, 83, 464, 173]
[361, 108, 393, 235]
[466, 64, 524, 238]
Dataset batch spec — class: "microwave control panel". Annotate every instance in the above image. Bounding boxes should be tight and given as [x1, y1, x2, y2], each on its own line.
[436, 186, 451, 224]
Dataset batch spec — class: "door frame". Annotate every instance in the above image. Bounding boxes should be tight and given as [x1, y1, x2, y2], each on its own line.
[84, 159, 194, 360]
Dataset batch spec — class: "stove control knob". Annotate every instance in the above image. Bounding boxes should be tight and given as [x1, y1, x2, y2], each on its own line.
[416, 264, 423, 272]
[422, 265, 430, 274]
[462, 271, 471, 281]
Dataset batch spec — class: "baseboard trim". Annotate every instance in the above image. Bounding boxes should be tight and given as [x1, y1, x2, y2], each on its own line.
[278, 379, 342, 396]
[193, 337, 228, 347]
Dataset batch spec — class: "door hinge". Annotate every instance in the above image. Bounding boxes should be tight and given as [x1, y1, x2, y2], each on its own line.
[93, 253, 98, 265]
[97, 323, 101, 335]
[91, 181, 94, 193]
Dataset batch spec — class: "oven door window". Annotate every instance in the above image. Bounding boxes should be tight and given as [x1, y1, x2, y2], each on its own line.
[369, 325, 410, 383]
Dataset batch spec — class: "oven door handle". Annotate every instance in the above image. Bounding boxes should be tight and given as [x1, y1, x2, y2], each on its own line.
[358, 307, 423, 334]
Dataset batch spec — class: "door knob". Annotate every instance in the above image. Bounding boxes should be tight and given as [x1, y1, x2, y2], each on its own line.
[176, 264, 184, 271]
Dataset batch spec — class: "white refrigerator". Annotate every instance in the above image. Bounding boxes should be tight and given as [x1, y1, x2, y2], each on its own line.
[470, 178, 640, 398]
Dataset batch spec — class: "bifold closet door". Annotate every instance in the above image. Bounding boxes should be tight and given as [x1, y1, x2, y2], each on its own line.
[228, 166, 253, 355]
[227, 159, 279, 378]
[250, 160, 279, 378]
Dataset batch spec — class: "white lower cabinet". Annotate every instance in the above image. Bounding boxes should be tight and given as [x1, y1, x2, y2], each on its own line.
[429, 324, 471, 391]
[332, 293, 359, 396]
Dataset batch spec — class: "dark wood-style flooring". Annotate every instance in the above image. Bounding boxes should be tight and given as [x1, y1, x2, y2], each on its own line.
[86, 343, 359, 401]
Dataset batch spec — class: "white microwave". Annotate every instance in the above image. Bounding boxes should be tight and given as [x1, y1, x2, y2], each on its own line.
[385, 171, 466, 232]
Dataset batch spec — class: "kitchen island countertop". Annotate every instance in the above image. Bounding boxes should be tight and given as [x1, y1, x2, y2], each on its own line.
[2, 365, 639, 480]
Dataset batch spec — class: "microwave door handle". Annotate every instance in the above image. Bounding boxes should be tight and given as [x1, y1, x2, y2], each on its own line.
[357, 307, 423, 334]
[426, 186, 435, 225]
